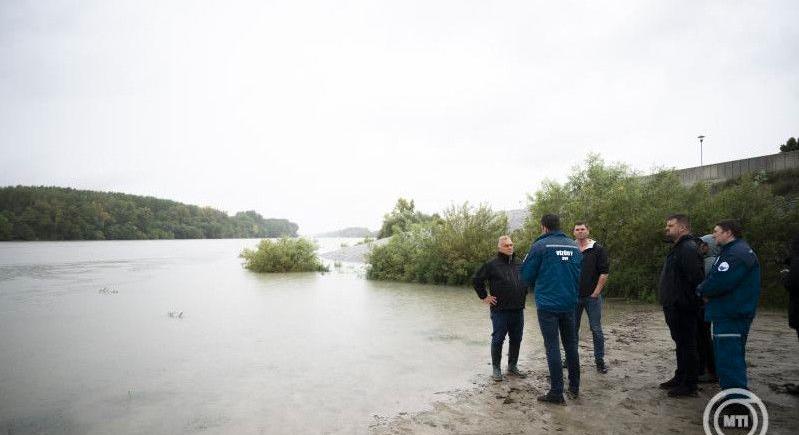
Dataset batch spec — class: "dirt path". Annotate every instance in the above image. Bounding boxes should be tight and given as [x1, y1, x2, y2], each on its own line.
[370, 305, 799, 434]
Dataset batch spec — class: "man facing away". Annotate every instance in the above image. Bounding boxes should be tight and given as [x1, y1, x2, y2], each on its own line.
[658, 214, 704, 397]
[573, 222, 610, 374]
[473, 235, 528, 382]
[521, 214, 582, 404]
[697, 219, 761, 391]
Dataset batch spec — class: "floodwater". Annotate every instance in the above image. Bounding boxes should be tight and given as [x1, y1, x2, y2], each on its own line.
[0, 238, 504, 434]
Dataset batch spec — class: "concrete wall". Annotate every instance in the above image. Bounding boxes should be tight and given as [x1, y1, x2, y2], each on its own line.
[674, 150, 799, 185]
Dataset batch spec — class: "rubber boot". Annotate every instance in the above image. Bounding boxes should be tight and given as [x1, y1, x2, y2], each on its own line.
[491, 343, 503, 381]
[507, 340, 526, 378]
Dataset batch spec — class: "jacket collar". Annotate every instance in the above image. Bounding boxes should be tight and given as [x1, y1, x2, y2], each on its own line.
[535, 230, 566, 242]
[497, 252, 515, 262]
[720, 238, 741, 251]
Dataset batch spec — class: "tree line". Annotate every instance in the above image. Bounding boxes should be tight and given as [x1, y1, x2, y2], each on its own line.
[367, 156, 799, 307]
[0, 186, 298, 241]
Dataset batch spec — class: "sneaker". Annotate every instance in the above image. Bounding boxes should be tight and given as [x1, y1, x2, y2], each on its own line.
[492, 366, 504, 382]
[507, 365, 527, 378]
[596, 360, 608, 374]
[566, 390, 579, 400]
[667, 385, 698, 397]
[537, 393, 566, 405]
[697, 373, 718, 383]
[659, 377, 680, 389]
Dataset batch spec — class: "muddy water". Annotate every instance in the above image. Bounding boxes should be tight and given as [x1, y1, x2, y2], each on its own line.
[0, 239, 653, 434]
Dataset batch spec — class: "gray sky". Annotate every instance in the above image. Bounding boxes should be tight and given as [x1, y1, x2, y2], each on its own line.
[2, 1, 797, 234]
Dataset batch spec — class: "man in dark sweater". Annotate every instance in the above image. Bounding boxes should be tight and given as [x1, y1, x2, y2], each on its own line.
[473, 235, 528, 382]
[573, 222, 610, 374]
[658, 214, 705, 397]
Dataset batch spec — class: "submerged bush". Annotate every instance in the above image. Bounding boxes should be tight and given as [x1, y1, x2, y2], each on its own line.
[240, 238, 329, 273]
[367, 203, 507, 285]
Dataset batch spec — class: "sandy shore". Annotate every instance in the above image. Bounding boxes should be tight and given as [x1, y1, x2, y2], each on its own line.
[370, 304, 799, 434]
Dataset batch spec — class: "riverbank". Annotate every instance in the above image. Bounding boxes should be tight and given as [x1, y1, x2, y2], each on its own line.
[371, 304, 799, 434]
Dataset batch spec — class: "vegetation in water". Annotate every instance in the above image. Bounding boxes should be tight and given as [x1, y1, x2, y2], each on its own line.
[240, 238, 329, 273]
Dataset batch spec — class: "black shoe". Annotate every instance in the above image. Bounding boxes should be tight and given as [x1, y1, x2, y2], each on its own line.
[566, 390, 579, 400]
[659, 377, 680, 389]
[537, 393, 566, 405]
[507, 365, 527, 378]
[596, 360, 608, 374]
[667, 385, 698, 397]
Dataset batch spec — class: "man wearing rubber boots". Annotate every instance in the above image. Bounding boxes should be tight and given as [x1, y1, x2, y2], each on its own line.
[473, 235, 529, 382]
[697, 219, 761, 392]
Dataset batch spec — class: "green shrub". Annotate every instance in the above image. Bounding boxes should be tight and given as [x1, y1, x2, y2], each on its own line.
[240, 238, 329, 273]
[367, 203, 507, 285]
[516, 155, 797, 306]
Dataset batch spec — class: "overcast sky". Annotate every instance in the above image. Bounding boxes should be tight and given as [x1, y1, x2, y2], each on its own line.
[1, 1, 797, 234]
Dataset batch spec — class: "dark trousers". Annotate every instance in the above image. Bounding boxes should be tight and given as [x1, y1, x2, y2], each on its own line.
[663, 306, 699, 388]
[538, 309, 580, 395]
[575, 296, 605, 363]
[490, 309, 524, 367]
[697, 307, 715, 376]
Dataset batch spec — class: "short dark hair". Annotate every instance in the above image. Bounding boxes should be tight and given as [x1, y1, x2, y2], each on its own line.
[715, 219, 743, 238]
[573, 221, 589, 229]
[540, 214, 561, 231]
[666, 213, 691, 231]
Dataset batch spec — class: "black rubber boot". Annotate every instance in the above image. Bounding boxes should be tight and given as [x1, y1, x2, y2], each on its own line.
[507, 340, 526, 378]
[491, 343, 504, 381]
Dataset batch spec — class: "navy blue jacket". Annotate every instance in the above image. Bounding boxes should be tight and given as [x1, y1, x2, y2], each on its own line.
[521, 231, 582, 312]
[697, 238, 761, 321]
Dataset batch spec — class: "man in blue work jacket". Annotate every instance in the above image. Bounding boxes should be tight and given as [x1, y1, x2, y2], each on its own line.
[521, 213, 582, 404]
[697, 219, 761, 391]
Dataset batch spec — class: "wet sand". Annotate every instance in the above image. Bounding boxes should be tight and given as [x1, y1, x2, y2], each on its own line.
[371, 303, 799, 434]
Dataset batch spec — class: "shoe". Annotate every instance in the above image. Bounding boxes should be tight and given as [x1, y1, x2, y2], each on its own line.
[596, 360, 608, 374]
[697, 373, 718, 383]
[492, 366, 504, 382]
[659, 377, 680, 389]
[667, 385, 698, 397]
[507, 365, 527, 378]
[537, 393, 566, 405]
[566, 390, 579, 400]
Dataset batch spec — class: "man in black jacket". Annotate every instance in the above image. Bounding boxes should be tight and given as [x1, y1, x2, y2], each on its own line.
[658, 214, 705, 397]
[473, 235, 528, 381]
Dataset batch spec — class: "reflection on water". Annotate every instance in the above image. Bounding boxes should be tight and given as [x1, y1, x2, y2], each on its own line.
[0, 239, 505, 434]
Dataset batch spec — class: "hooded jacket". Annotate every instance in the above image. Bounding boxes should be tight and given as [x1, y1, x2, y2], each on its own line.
[697, 238, 761, 321]
[658, 234, 704, 310]
[521, 231, 582, 312]
[700, 234, 721, 277]
[473, 252, 528, 311]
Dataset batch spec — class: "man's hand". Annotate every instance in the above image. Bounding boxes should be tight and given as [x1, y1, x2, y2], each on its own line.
[483, 295, 497, 306]
[590, 291, 601, 299]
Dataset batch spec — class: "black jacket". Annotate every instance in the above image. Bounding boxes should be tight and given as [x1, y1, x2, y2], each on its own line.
[578, 241, 610, 297]
[473, 252, 528, 311]
[785, 255, 799, 329]
[659, 234, 704, 310]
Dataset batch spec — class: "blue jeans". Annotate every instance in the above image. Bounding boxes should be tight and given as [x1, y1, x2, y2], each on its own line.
[712, 318, 752, 390]
[538, 309, 580, 395]
[575, 296, 605, 362]
[490, 309, 524, 367]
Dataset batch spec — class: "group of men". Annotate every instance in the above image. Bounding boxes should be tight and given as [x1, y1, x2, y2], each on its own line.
[473, 213, 761, 405]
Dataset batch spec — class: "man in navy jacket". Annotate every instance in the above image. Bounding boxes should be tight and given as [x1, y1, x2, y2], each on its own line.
[521, 214, 582, 404]
[697, 219, 761, 391]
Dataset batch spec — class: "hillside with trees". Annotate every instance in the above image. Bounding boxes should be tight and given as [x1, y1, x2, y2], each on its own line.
[0, 186, 298, 241]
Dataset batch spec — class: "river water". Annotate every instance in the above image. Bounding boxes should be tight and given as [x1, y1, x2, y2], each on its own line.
[0, 238, 501, 434]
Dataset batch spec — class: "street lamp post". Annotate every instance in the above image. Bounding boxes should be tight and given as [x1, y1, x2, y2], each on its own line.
[698, 135, 705, 166]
